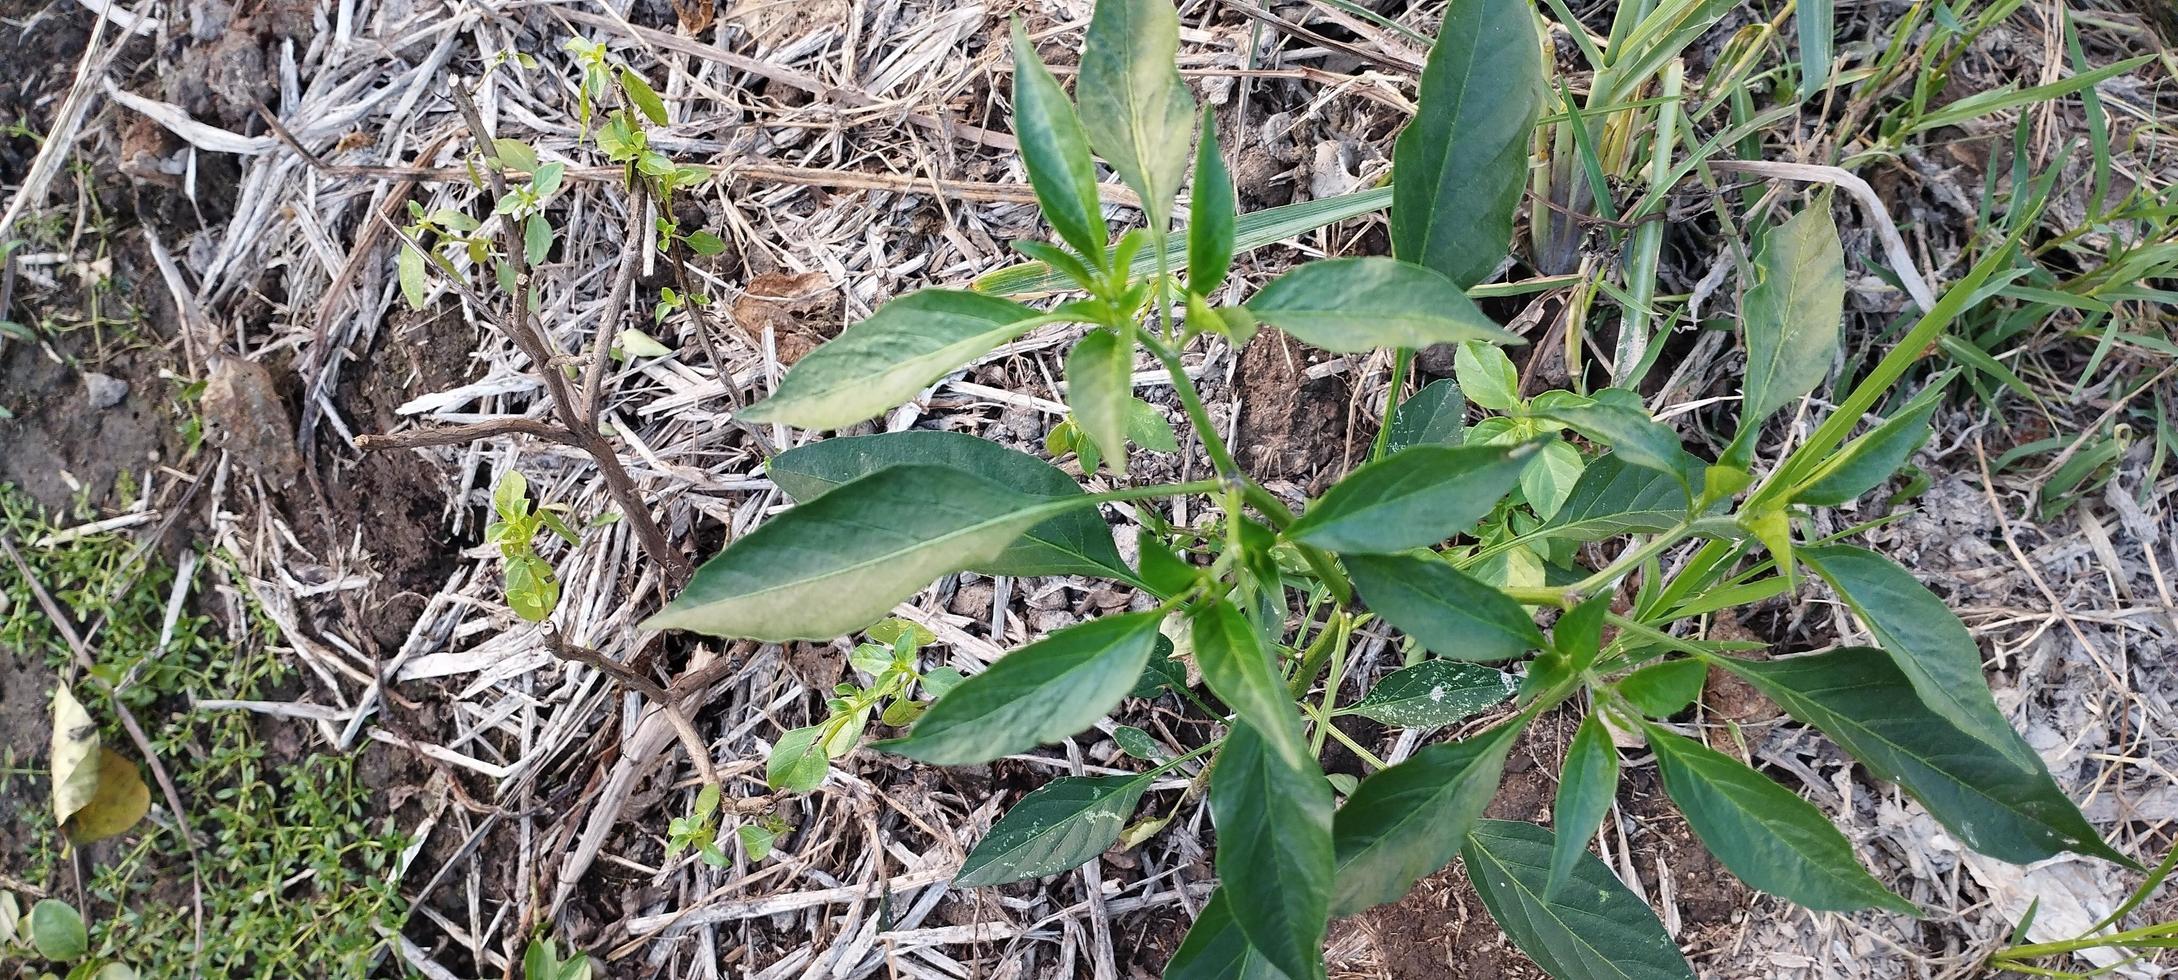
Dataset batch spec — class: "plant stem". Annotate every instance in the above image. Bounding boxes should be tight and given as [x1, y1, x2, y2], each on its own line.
[1138, 329, 1243, 480]
[1086, 478, 1224, 505]
[1369, 347, 1412, 460]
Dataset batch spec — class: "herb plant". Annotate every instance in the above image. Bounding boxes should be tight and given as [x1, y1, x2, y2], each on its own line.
[641, 1, 2133, 976]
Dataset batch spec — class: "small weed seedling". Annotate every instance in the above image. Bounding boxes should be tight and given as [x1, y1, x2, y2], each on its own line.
[633, 1, 2133, 976]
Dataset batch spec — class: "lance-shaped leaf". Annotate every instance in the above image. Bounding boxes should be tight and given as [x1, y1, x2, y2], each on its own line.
[644, 466, 1092, 640]
[956, 773, 1152, 886]
[1617, 659, 1708, 717]
[1350, 660, 1513, 728]
[1346, 554, 1546, 662]
[1331, 721, 1520, 914]
[1735, 204, 1845, 448]
[1527, 392, 1688, 487]
[1801, 544, 2041, 771]
[1714, 647, 2133, 867]
[1546, 712, 1620, 898]
[1390, 0, 1542, 287]
[1066, 329, 1135, 474]
[1386, 378, 1466, 453]
[1243, 258, 1522, 353]
[1187, 111, 1237, 293]
[1465, 820, 1696, 980]
[1645, 725, 1916, 915]
[768, 430, 1131, 582]
[1078, 0, 1195, 231]
[1794, 380, 1944, 505]
[886, 612, 1162, 765]
[740, 290, 1046, 431]
[1540, 452, 1700, 542]
[1193, 600, 1313, 772]
[1288, 440, 1542, 554]
[1168, 890, 1302, 980]
[1212, 723, 1334, 980]
[1009, 21, 1107, 262]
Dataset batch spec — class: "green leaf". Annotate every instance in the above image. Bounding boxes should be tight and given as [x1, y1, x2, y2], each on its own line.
[398, 244, 428, 309]
[683, 230, 727, 256]
[524, 213, 553, 266]
[1617, 659, 1707, 717]
[739, 289, 1046, 431]
[27, 899, 87, 962]
[1735, 204, 1845, 451]
[1077, 0, 1196, 231]
[1212, 722, 1334, 980]
[1167, 890, 1302, 980]
[1454, 340, 1520, 411]
[492, 137, 540, 173]
[1797, 0, 1834, 98]
[1331, 721, 1520, 914]
[1539, 452, 1700, 542]
[767, 725, 829, 791]
[1794, 381, 1943, 505]
[619, 67, 669, 125]
[1644, 725, 1916, 915]
[1009, 21, 1108, 262]
[1527, 392, 1687, 487]
[1287, 440, 1542, 554]
[1346, 554, 1546, 661]
[1800, 544, 2041, 771]
[1350, 660, 1513, 728]
[1714, 647, 2132, 867]
[644, 466, 1093, 640]
[1546, 713, 1620, 899]
[1192, 600, 1313, 773]
[1243, 258, 1523, 353]
[616, 328, 672, 358]
[956, 773, 1151, 885]
[1464, 820, 1695, 980]
[1134, 526, 1197, 598]
[1386, 379, 1466, 453]
[1390, 0, 1542, 287]
[766, 430, 1131, 582]
[524, 938, 559, 980]
[1066, 330, 1134, 475]
[1114, 725, 1165, 761]
[1130, 642, 1187, 697]
[884, 612, 1163, 764]
[1187, 111, 1237, 293]
[1519, 439, 1585, 521]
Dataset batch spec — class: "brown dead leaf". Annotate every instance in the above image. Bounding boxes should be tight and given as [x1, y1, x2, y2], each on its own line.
[732, 271, 839, 365]
[202, 354, 301, 488]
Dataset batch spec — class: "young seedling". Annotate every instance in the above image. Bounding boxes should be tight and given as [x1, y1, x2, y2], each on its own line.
[640, 1, 2132, 976]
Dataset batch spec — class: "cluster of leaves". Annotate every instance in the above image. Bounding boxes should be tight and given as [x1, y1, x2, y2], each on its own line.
[484, 470, 581, 622]
[636, 1, 2132, 976]
[522, 934, 601, 980]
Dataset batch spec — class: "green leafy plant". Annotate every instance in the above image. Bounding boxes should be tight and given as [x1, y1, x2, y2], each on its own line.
[484, 470, 578, 622]
[640, 1, 2132, 976]
[522, 934, 600, 980]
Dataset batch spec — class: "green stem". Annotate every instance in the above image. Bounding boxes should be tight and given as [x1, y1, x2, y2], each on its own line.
[1085, 479, 1224, 504]
[1312, 705, 1389, 770]
[1139, 330, 1243, 480]
[1370, 347, 1413, 460]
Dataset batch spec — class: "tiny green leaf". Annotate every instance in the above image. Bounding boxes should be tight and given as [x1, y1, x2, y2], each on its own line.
[1454, 340, 1520, 411]
[1193, 600, 1313, 773]
[1244, 258, 1523, 353]
[1645, 725, 1916, 915]
[1008, 20, 1108, 262]
[1287, 440, 1543, 554]
[645, 466, 1095, 641]
[1350, 660, 1513, 728]
[1066, 329, 1134, 475]
[884, 612, 1163, 765]
[1734, 203, 1846, 456]
[1465, 820, 1696, 980]
[1386, 378, 1466, 453]
[1187, 110, 1237, 294]
[27, 899, 87, 962]
[619, 67, 669, 125]
[1346, 553, 1546, 662]
[1519, 439, 1585, 521]
[1617, 659, 1707, 717]
[1077, 0, 1196, 232]
[766, 430, 1132, 582]
[740, 289, 1046, 431]
[1546, 713, 1620, 899]
[398, 244, 428, 309]
[492, 137, 540, 173]
[957, 773, 1151, 885]
[1212, 722, 1334, 980]
[1331, 721, 1520, 914]
[1801, 544, 2041, 771]
[523, 214, 553, 265]
[767, 725, 829, 792]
